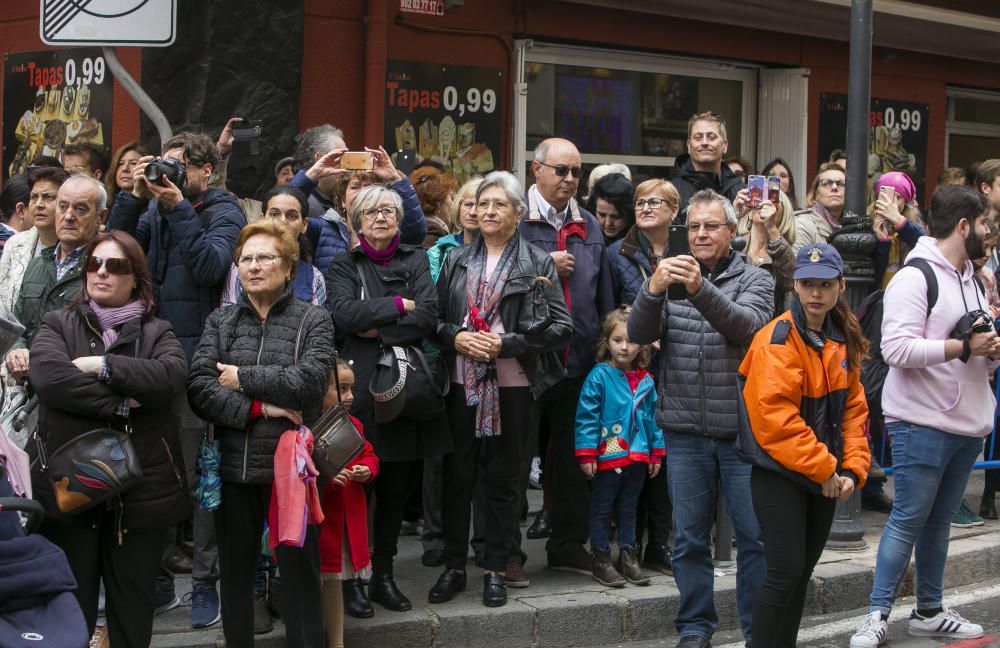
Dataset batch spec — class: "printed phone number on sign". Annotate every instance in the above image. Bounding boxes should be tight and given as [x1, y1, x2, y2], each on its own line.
[386, 82, 497, 117]
[400, 0, 444, 15]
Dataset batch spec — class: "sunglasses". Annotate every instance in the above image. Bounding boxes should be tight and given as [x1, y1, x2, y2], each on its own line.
[86, 256, 133, 275]
[539, 162, 582, 178]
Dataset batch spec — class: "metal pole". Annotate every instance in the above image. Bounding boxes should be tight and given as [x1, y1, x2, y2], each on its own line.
[827, 0, 876, 551]
[102, 47, 172, 149]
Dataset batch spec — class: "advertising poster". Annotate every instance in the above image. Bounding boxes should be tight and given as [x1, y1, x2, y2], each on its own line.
[818, 93, 929, 203]
[3, 47, 113, 179]
[384, 61, 502, 185]
[555, 75, 633, 154]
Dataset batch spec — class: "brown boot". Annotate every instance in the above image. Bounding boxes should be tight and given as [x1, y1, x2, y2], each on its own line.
[617, 547, 650, 585]
[591, 548, 625, 587]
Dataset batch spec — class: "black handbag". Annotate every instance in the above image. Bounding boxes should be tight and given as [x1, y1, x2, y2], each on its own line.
[35, 422, 143, 515]
[370, 345, 449, 424]
[524, 275, 554, 334]
[311, 351, 365, 477]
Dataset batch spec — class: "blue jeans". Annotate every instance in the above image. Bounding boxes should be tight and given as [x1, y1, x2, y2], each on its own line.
[869, 422, 983, 615]
[589, 463, 647, 552]
[666, 433, 765, 642]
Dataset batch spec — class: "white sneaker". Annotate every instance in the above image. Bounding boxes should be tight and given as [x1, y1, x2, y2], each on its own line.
[907, 607, 983, 638]
[850, 611, 888, 648]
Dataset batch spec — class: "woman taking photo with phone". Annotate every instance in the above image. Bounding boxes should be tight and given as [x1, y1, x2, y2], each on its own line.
[870, 171, 924, 288]
[738, 243, 871, 648]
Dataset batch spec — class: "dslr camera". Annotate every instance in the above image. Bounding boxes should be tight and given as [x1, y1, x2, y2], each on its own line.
[950, 309, 995, 363]
[143, 157, 187, 189]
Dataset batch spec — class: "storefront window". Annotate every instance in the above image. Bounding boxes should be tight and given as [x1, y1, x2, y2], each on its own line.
[946, 88, 1000, 171]
[515, 42, 757, 189]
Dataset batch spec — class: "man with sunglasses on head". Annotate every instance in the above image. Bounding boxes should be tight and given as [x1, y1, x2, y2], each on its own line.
[671, 112, 746, 214]
[5, 173, 107, 380]
[106, 131, 245, 630]
[517, 137, 616, 581]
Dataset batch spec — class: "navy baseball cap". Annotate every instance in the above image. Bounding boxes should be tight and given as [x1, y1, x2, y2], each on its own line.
[793, 243, 844, 280]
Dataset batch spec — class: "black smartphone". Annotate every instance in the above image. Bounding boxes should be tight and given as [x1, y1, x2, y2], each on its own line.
[231, 119, 263, 157]
[395, 148, 416, 176]
[666, 224, 690, 300]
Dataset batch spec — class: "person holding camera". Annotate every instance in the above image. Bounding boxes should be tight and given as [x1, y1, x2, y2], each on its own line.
[105, 131, 246, 629]
[851, 185, 998, 647]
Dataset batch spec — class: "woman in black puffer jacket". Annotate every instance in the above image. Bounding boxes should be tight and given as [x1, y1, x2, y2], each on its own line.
[29, 231, 189, 647]
[187, 219, 335, 648]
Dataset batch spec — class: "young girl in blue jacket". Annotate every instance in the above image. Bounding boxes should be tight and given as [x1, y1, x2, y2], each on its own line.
[575, 307, 664, 587]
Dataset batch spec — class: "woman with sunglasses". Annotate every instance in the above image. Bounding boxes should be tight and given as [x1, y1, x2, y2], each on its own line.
[793, 162, 847, 254]
[28, 230, 190, 647]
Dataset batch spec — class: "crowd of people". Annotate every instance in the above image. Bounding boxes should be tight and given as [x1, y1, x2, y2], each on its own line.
[1, 109, 999, 648]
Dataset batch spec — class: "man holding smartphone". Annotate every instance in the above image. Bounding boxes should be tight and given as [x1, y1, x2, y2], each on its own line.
[628, 189, 773, 648]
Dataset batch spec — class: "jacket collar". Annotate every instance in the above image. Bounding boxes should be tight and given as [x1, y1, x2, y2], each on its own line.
[617, 227, 654, 268]
[237, 285, 295, 318]
[790, 297, 844, 349]
[524, 185, 584, 226]
[77, 302, 145, 351]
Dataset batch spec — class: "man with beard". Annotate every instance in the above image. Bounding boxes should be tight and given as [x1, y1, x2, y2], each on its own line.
[107, 131, 246, 630]
[670, 111, 745, 213]
[851, 184, 998, 647]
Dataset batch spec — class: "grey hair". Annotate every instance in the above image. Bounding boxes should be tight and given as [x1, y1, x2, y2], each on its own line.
[293, 124, 345, 172]
[688, 189, 737, 226]
[533, 141, 551, 164]
[66, 172, 107, 213]
[587, 163, 632, 196]
[475, 171, 527, 216]
[348, 184, 403, 233]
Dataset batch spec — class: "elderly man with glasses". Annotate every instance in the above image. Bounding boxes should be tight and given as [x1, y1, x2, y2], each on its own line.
[628, 189, 773, 648]
[515, 137, 616, 583]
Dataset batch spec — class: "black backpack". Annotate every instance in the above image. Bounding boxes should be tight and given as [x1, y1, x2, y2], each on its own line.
[856, 258, 983, 412]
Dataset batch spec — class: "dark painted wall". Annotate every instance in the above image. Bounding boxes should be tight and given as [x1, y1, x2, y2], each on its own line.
[139, 0, 304, 199]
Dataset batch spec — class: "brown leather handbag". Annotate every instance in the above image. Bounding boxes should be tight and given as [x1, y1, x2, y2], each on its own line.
[310, 352, 364, 477]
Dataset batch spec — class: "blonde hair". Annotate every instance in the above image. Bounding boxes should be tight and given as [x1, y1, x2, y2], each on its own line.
[738, 190, 797, 246]
[448, 176, 484, 231]
[594, 307, 652, 369]
[634, 179, 681, 211]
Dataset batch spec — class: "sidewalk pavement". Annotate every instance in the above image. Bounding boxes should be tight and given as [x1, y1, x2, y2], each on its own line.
[150, 471, 1000, 648]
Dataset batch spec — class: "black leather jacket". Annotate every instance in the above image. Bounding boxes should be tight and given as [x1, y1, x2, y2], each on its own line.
[436, 236, 573, 398]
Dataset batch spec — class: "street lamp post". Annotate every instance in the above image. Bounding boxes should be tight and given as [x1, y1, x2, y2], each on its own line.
[827, 0, 877, 551]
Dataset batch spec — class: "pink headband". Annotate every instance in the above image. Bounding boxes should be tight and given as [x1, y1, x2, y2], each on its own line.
[875, 171, 916, 204]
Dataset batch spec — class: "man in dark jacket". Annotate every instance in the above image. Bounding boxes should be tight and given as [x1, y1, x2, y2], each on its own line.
[5, 173, 105, 379]
[518, 137, 615, 578]
[106, 131, 244, 629]
[628, 189, 773, 648]
[671, 111, 746, 213]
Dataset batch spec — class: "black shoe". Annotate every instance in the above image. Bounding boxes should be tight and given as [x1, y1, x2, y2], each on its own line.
[422, 549, 445, 567]
[981, 496, 998, 520]
[483, 572, 507, 607]
[526, 510, 551, 539]
[368, 572, 412, 612]
[676, 636, 711, 648]
[342, 578, 374, 619]
[428, 569, 466, 603]
[642, 543, 673, 575]
[861, 490, 893, 514]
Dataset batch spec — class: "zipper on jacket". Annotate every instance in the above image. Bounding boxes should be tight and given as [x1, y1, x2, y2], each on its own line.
[162, 438, 183, 486]
[243, 319, 268, 481]
[699, 337, 708, 433]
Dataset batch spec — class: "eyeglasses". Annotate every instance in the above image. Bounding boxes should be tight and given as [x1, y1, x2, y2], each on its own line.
[477, 198, 510, 211]
[818, 179, 846, 189]
[85, 256, 132, 275]
[539, 162, 582, 178]
[635, 197, 671, 210]
[689, 222, 727, 233]
[29, 191, 58, 204]
[237, 253, 281, 267]
[361, 207, 397, 222]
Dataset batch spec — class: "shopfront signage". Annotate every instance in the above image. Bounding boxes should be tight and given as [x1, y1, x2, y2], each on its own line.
[399, 0, 445, 17]
[818, 93, 930, 204]
[3, 47, 113, 178]
[385, 60, 503, 185]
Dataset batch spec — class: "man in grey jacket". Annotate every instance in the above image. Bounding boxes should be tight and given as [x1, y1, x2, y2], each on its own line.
[628, 189, 773, 648]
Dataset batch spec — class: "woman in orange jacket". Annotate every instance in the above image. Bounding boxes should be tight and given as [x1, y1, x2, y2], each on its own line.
[738, 243, 871, 648]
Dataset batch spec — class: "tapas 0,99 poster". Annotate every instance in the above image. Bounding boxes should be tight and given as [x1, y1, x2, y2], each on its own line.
[3, 48, 113, 179]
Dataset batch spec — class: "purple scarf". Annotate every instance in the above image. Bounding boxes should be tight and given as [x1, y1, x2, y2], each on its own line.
[88, 299, 145, 350]
[813, 202, 842, 232]
[358, 234, 400, 267]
